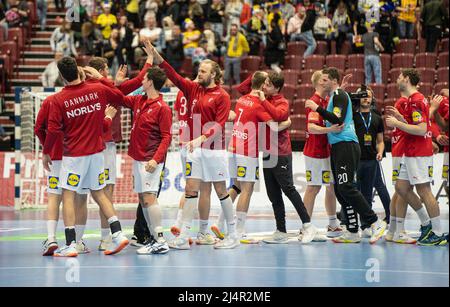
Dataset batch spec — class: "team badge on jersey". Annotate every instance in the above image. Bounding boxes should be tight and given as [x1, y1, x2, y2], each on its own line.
[67, 173, 80, 187]
[306, 170, 312, 182]
[237, 166, 247, 178]
[48, 176, 59, 189]
[443, 165, 449, 180]
[412, 111, 423, 123]
[428, 166, 433, 178]
[185, 162, 192, 176]
[104, 168, 110, 180]
[333, 107, 342, 118]
[255, 167, 259, 180]
[98, 172, 105, 185]
[322, 171, 330, 183]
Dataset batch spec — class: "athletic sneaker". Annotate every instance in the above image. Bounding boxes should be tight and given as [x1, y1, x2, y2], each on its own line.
[393, 232, 417, 244]
[361, 228, 372, 238]
[332, 231, 361, 243]
[104, 231, 129, 255]
[263, 230, 289, 244]
[214, 234, 240, 249]
[369, 220, 387, 244]
[53, 242, 78, 257]
[168, 236, 190, 250]
[326, 226, 343, 238]
[385, 231, 395, 242]
[98, 237, 112, 251]
[312, 234, 328, 242]
[417, 231, 448, 246]
[137, 239, 170, 255]
[239, 233, 260, 244]
[196, 232, 216, 245]
[300, 224, 318, 243]
[418, 223, 432, 242]
[211, 224, 225, 240]
[42, 239, 58, 256]
[75, 240, 90, 254]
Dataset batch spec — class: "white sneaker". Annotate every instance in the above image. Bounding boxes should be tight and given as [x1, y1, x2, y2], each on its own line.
[104, 231, 129, 255]
[326, 225, 344, 238]
[168, 236, 190, 250]
[385, 231, 395, 242]
[98, 237, 112, 251]
[332, 231, 361, 243]
[53, 242, 78, 257]
[75, 240, 90, 254]
[214, 234, 240, 249]
[362, 228, 372, 238]
[370, 220, 387, 244]
[196, 232, 216, 245]
[393, 231, 417, 244]
[300, 224, 318, 243]
[263, 230, 289, 244]
[42, 239, 58, 256]
[137, 239, 170, 254]
[312, 233, 328, 242]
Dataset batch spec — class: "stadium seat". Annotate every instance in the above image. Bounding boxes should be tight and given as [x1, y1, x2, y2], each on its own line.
[437, 67, 449, 83]
[292, 99, 306, 115]
[76, 55, 91, 67]
[325, 54, 347, 71]
[0, 28, 4, 45]
[415, 52, 437, 68]
[395, 39, 417, 54]
[440, 38, 449, 52]
[392, 53, 414, 68]
[289, 114, 307, 141]
[303, 55, 325, 70]
[7, 28, 25, 63]
[339, 41, 352, 55]
[283, 69, 300, 86]
[389, 68, 403, 83]
[344, 83, 360, 94]
[0, 41, 19, 74]
[287, 41, 307, 56]
[314, 41, 328, 55]
[296, 84, 314, 100]
[380, 53, 391, 71]
[344, 68, 365, 85]
[438, 52, 449, 68]
[418, 82, 433, 97]
[300, 69, 315, 85]
[347, 54, 365, 70]
[241, 56, 261, 71]
[368, 83, 386, 102]
[434, 82, 448, 95]
[180, 57, 193, 77]
[416, 68, 436, 84]
[284, 55, 303, 70]
[386, 83, 401, 99]
[281, 84, 296, 100]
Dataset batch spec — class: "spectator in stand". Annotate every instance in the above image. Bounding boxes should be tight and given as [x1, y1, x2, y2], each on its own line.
[420, 0, 449, 53]
[287, 5, 317, 57]
[395, 0, 419, 39]
[358, 0, 380, 24]
[96, 2, 118, 39]
[0, 2, 8, 40]
[246, 5, 267, 55]
[36, 0, 47, 31]
[117, 15, 136, 66]
[192, 39, 211, 78]
[41, 52, 64, 87]
[188, 0, 204, 29]
[376, 6, 395, 53]
[202, 23, 218, 55]
[162, 0, 181, 25]
[332, 1, 352, 54]
[4, 0, 28, 29]
[126, 0, 141, 28]
[351, 1, 367, 53]
[182, 18, 201, 57]
[54, 0, 63, 12]
[162, 15, 175, 41]
[298, 0, 315, 10]
[50, 19, 78, 57]
[207, 0, 226, 38]
[70, 3, 89, 47]
[142, 0, 160, 22]
[224, 23, 250, 85]
[267, 2, 286, 35]
[281, 0, 296, 23]
[102, 28, 122, 77]
[264, 13, 285, 72]
[165, 24, 185, 72]
[362, 21, 384, 84]
[138, 12, 165, 54]
[313, 2, 333, 43]
[240, 0, 252, 26]
[225, 0, 243, 34]
[80, 21, 103, 56]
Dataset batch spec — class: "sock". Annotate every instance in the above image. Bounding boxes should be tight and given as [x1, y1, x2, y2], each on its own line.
[220, 195, 236, 235]
[328, 215, 339, 228]
[142, 206, 155, 238]
[47, 220, 57, 241]
[415, 207, 430, 227]
[388, 216, 397, 234]
[101, 228, 111, 240]
[107, 216, 122, 236]
[175, 209, 183, 229]
[217, 211, 225, 230]
[180, 196, 198, 237]
[236, 211, 247, 234]
[430, 216, 442, 236]
[396, 217, 405, 233]
[199, 219, 208, 234]
[75, 224, 85, 242]
[147, 204, 162, 237]
[65, 226, 76, 246]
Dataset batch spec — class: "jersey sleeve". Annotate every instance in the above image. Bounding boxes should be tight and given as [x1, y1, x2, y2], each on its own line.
[43, 99, 64, 155]
[257, 105, 273, 123]
[118, 62, 152, 95]
[152, 105, 173, 164]
[262, 98, 289, 121]
[237, 74, 252, 96]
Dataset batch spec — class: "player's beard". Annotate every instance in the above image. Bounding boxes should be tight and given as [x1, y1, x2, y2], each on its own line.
[199, 75, 212, 88]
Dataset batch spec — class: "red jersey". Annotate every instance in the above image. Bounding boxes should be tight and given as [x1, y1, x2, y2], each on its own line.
[160, 61, 230, 150]
[237, 75, 292, 156]
[123, 94, 172, 163]
[402, 92, 433, 157]
[304, 93, 330, 159]
[438, 96, 449, 153]
[173, 90, 193, 145]
[391, 97, 408, 158]
[43, 81, 124, 157]
[228, 94, 273, 158]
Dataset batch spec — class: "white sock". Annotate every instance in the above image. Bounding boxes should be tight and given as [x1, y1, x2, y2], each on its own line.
[236, 211, 247, 234]
[396, 217, 405, 233]
[199, 219, 209, 234]
[388, 216, 397, 233]
[47, 220, 57, 241]
[75, 224, 85, 242]
[415, 207, 430, 226]
[217, 211, 225, 230]
[101, 228, 110, 240]
[175, 209, 183, 229]
[220, 195, 236, 235]
[328, 215, 339, 228]
[430, 216, 442, 236]
[142, 206, 155, 238]
[147, 204, 163, 239]
[180, 197, 198, 237]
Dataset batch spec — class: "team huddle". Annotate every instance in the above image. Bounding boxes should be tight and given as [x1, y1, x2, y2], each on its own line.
[35, 39, 449, 257]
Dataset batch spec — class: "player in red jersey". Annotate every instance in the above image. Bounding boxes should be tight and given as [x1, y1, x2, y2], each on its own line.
[42, 56, 129, 257]
[431, 92, 449, 192]
[386, 68, 447, 246]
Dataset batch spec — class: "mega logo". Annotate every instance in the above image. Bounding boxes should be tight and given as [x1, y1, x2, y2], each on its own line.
[98, 172, 105, 185]
[48, 176, 59, 189]
[67, 173, 80, 187]
[185, 162, 192, 176]
[306, 170, 312, 182]
[237, 166, 247, 178]
[322, 171, 330, 184]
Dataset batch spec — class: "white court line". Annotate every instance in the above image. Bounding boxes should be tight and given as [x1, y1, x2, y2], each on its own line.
[0, 265, 447, 276]
[0, 228, 32, 233]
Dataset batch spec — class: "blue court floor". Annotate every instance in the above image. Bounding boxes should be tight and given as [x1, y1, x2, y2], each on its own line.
[0, 208, 448, 287]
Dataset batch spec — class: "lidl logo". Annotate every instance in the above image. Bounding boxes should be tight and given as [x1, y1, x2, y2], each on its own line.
[322, 171, 330, 183]
[104, 168, 110, 180]
[98, 172, 105, 185]
[306, 170, 312, 182]
[333, 107, 342, 118]
[185, 162, 192, 176]
[443, 165, 449, 179]
[392, 169, 399, 181]
[67, 173, 80, 187]
[48, 176, 59, 189]
[412, 111, 422, 123]
[237, 166, 247, 178]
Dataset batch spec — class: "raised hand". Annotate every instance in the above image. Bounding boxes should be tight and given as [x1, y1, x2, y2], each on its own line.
[105, 105, 118, 119]
[115, 65, 129, 86]
[83, 66, 103, 80]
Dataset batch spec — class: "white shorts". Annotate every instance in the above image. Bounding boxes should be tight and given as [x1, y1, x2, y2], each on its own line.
[443, 152, 449, 184]
[304, 156, 334, 185]
[60, 152, 106, 192]
[132, 160, 164, 194]
[185, 148, 229, 182]
[180, 146, 187, 179]
[392, 156, 403, 185]
[398, 156, 433, 185]
[103, 142, 117, 185]
[229, 154, 260, 182]
[47, 161, 90, 195]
